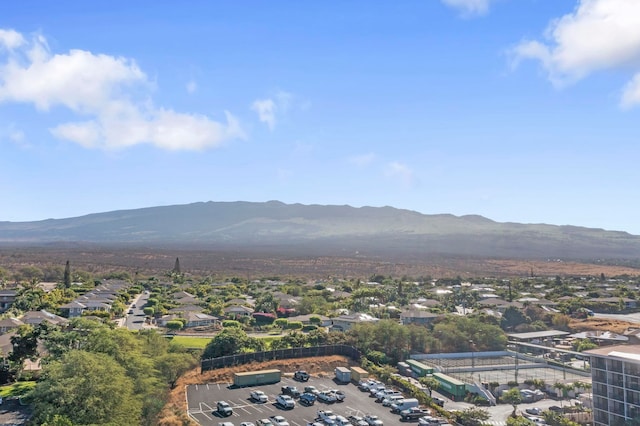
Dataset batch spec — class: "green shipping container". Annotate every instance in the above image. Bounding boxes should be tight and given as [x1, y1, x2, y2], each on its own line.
[233, 369, 281, 387]
[433, 372, 466, 399]
[406, 359, 434, 377]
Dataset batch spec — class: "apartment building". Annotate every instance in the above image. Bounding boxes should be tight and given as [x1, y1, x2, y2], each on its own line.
[587, 344, 640, 426]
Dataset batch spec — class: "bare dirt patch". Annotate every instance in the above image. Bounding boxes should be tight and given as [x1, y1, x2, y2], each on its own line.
[569, 317, 638, 334]
[157, 355, 357, 426]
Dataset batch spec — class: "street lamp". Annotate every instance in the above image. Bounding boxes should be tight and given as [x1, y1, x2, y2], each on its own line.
[469, 340, 476, 381]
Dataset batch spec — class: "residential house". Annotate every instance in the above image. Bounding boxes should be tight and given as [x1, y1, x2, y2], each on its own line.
[184, 312, 218, 328]
[331, 313, 379, 331]
[224, 305, 254, 318]
[286, 314, 331, 327]
[0, 317, 24, 334]
[0, 289, 17, 312]
[59, 300, 87, 318]
[400, 310, 440, 326]
[21, 310, 69, 327]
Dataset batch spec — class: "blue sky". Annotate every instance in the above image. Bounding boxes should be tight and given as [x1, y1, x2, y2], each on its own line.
[2, 0, 640, 233]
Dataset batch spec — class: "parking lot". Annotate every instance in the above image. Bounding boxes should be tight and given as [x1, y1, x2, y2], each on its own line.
[187, 375, 409, 426]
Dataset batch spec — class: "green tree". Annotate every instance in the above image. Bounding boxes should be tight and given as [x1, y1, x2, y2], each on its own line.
[419, 376, 441, 397]
[455, 407, 490, 426]
[63, 260, 71, 288]
[30, 350, 141, 425]
[502, 387, 523, 418]
[156, 352, 197, 389]
[255, 292, 278, 313]
[506, 417, 535, 426]
[203, 328, 253, 358]
[501, 307, 529, 331]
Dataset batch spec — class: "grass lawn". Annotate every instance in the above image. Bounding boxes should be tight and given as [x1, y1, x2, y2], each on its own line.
[167, 334, 283, 350]
[0, 381, 36, 398]
[166, 336, 211, 349]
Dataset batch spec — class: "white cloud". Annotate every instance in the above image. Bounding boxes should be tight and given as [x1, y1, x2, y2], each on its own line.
[0, 29, 25, 50]
[349, 153, 376, 167]
[511, 0, 640, 106]
[621, 72, 640, 109]
[0, 29, 245, 150]
[186, 79, 197, 94]
[441, 0, 496, 17]
[251, 90, 295, 130]
[251, 98, 277, 130]
[385, 161, 417, 186]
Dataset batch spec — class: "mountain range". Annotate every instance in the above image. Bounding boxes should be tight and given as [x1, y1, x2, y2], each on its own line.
[1, 201, 639, 260]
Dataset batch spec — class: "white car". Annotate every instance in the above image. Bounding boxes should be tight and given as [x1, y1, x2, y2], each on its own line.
[241, 423, 256, 426]
[269, 416, 290, 426]
[364, 415, 383, 426]
[317, 409, 338, 424]
[251, 390, 268, 403]
[276, 394, 295, 409]
[335, 415, 350, 426]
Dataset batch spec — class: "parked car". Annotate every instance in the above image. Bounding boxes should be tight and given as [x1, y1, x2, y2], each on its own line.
[335, 415, 350, 426]
[432, 397, 445, 407]
[400, 407, 431, 421]
[418, 417, 441, 425]
[348, 415, 368, 426]
[358, 380, 381, 391]
[375, 389, 401, 402]
[364, 415, 383, 426]
[294, 370, 310, 381]
[276, 395, 295, 409]
[328, 389, 345, 402]
[216, 401, 233, 417]
[317, 410, 338, 424]
[304, 385, 321, 395]
[251, 390, 268, 403]
[525, 407, 543, 416]
[241, 423, 256, 426]
[281, 385, 301, 398]
[382, 395, 404, 407]
[270, 415, 290, 426]
[300, 392, 317, 406]
[219, 423, 234, 426]
[369, 385, 386, 397]
[257, 419, 274, 426]
[317, 391, 338, 404]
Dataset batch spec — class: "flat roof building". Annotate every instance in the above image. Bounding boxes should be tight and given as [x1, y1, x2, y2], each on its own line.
[586, 345, 640, 426]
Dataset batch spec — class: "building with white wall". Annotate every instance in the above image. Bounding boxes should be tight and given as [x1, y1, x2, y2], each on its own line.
[587, 345, 640, 426]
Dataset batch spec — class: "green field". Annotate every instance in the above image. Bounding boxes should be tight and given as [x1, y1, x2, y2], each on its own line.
[167, 336, 211, 349]
[168, 334, 282, 349]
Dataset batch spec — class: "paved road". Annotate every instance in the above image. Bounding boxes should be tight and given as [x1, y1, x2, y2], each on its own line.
[124, 291, 151, 330]
[594, 312, 640, 324]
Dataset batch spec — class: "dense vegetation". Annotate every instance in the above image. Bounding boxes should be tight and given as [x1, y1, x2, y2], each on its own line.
[14, 320, 198, 425]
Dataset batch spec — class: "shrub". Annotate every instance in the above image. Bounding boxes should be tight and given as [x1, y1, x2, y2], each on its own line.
[286, 321, 303, 330]
[222, 320, 241, 328]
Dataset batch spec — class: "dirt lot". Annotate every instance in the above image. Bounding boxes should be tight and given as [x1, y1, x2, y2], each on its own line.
[569, 316, 638, 334]
[158, 356, 358, 426]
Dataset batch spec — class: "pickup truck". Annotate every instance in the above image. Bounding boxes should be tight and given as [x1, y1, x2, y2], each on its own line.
[400, 407, 430, 421]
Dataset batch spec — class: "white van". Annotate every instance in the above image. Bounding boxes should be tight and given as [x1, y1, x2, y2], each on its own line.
[391, 398, 419, 413]
[382, 394, 404, 407]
